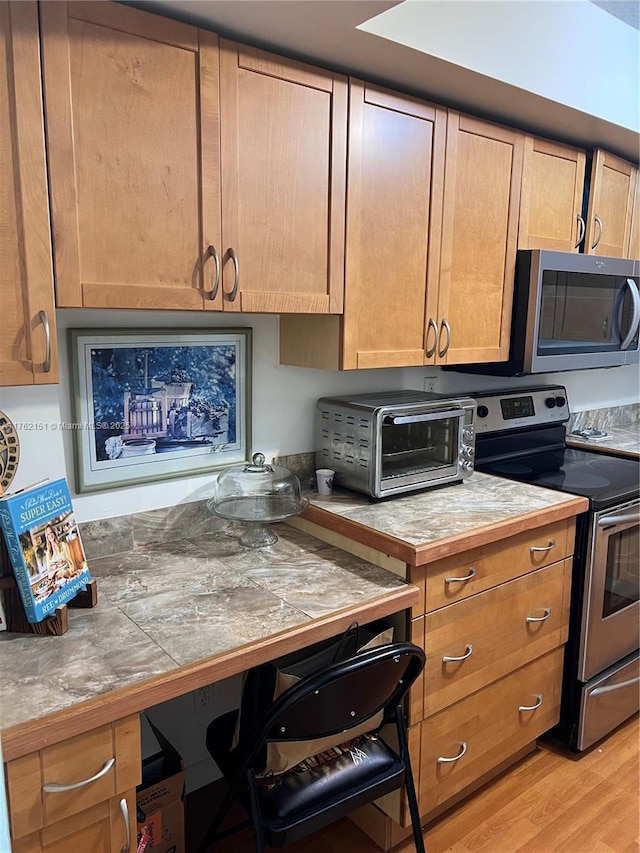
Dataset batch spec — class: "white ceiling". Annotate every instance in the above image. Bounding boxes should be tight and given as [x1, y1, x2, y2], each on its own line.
[126, 0, 639, 161]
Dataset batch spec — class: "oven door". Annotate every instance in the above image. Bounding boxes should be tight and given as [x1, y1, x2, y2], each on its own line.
[579, 499, 640, 682]
[376, 406, 467, 496]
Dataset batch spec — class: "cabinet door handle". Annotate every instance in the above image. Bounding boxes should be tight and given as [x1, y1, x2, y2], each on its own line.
[442, 644, 473, 663]
[530, 539, 555, 553]
[120, 796, 131, 853]
[206, 245, 221, 301]
[38, 310, 51, 373]
[574, 214, 586, 249]
[518, 694, 543, 712]
[226, 247, 239, 302]
[437, 741, 467, 764]
[438, 318, 451, 358]
[526, 608, 551, 624]
[591, 214, 603, 250]
[42, 757, 115, 792]
[445, 567, 477, 585]
[425, 318, 438, 358]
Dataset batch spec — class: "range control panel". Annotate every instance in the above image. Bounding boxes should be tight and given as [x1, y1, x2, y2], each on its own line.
[472, 385, 570, 434]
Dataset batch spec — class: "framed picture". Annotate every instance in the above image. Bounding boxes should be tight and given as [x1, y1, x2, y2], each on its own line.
[69, 328, 251, 493]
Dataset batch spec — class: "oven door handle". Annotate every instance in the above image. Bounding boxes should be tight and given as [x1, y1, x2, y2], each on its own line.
[384, 406, 464, 425]
[597, 512, 640, 528]
[591, 675, 640, 697]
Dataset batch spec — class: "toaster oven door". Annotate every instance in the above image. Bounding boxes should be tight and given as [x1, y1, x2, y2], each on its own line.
[378, 407, 467, 494]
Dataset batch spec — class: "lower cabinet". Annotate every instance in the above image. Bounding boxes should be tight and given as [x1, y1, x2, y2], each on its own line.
[351, 518, 576, 847]
[5, 716, 140, 853]
[418, 646, 563, 816]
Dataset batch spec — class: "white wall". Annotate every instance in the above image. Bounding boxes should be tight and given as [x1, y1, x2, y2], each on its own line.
[0, 309, 637, 522]
[359, 0, 640, 134]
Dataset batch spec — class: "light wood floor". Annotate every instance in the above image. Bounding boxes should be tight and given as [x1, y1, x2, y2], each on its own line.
[187, 714, 639, 853]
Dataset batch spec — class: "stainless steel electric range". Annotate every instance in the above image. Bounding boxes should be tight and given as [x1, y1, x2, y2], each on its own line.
[472, 385, 639, 751]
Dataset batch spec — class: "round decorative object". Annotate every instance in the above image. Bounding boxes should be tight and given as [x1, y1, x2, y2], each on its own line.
[0, 411, 20, 494]
[208, 452, 309, 548]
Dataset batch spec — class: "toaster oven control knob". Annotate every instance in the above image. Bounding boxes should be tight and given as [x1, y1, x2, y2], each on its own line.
[545, 397, 557, 408]
[476, 405, 489, 419]
[462, 444, 474, 456]
[556, 395, 566, 407]
[461, 459, 473, 471]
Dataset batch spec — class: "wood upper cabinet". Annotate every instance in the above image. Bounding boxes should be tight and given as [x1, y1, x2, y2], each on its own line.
[280, 80, 447, 370]
[584, 149, 637, 258]
[518, 136, 586, 252]
[40, 1, 220, 311]
[39, 3, 347, 313]
[0, 1, 58, 386]
[219, 41, 347, 313]
[630, 170, 640, 260]
[340, 81, 445, 368]
[280, 103, 522, 369]
[436, 112, 524, 365]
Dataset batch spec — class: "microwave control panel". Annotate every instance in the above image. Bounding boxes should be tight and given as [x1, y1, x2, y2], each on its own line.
[473, 385, 570, 433]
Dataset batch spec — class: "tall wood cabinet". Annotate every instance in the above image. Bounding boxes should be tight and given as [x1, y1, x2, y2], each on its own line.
[40, 1, 347, 313]
[0, 1, 58, 386]
[280, 96, 523, 370]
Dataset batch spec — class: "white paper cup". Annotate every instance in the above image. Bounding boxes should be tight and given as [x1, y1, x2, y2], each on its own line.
[316, 468, 335, 495]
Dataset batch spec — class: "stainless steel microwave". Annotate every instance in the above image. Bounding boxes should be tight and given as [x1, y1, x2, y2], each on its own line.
[315, 391, 476, 499]
[451, 250, 640, 376]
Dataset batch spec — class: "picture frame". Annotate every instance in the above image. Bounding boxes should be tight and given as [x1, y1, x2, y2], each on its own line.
[69, 328, 251, 493]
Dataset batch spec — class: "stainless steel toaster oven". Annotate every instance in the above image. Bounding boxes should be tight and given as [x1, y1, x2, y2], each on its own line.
[315, 391, 476, 499]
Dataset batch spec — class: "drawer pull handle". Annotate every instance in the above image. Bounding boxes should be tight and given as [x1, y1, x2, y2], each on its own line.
[445, 567, 477, 585]
[437, 742, 467, 764]
[443, 644, 473, 663]
[526, 608, 551, 624]
[120, 796, 131, 853]
[530, 539, 556, 553]
[42, 757, 115, 792]
[518, 694, 543, 712]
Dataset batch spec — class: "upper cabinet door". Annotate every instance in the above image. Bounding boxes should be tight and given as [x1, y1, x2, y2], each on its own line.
[585, 149, 636, 258]
[629, 171, 640, 260]
[437, 113, 524, 364]
[342, 81, 445, 368]
[0, 1, 58, 386]
[519, 137, 586, 252]
[219, 41, 347, 313]
[40, 1, 222, 310]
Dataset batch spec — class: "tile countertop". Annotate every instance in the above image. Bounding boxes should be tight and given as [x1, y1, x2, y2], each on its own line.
[565, 424, 640, 458]
[0, 523, 416, 761]
[566, 404, 639, 459]
[296, 471, 589, 566]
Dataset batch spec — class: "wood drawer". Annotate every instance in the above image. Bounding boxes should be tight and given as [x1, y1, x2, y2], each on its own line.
[424, 559, 571, 716]
[423, 518, 574, 613]
[419, 646, 564, 813]
[6, 716, 141, 840]
[11, 790, 136, 853]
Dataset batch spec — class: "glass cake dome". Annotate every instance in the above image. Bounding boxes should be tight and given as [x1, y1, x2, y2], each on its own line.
[208, 452, 309, 548]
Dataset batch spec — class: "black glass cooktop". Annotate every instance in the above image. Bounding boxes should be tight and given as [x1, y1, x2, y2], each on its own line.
[476, 446, 640, 511]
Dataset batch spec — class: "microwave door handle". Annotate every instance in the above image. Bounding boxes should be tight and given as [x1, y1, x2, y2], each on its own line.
[617, 278, 640, 351]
